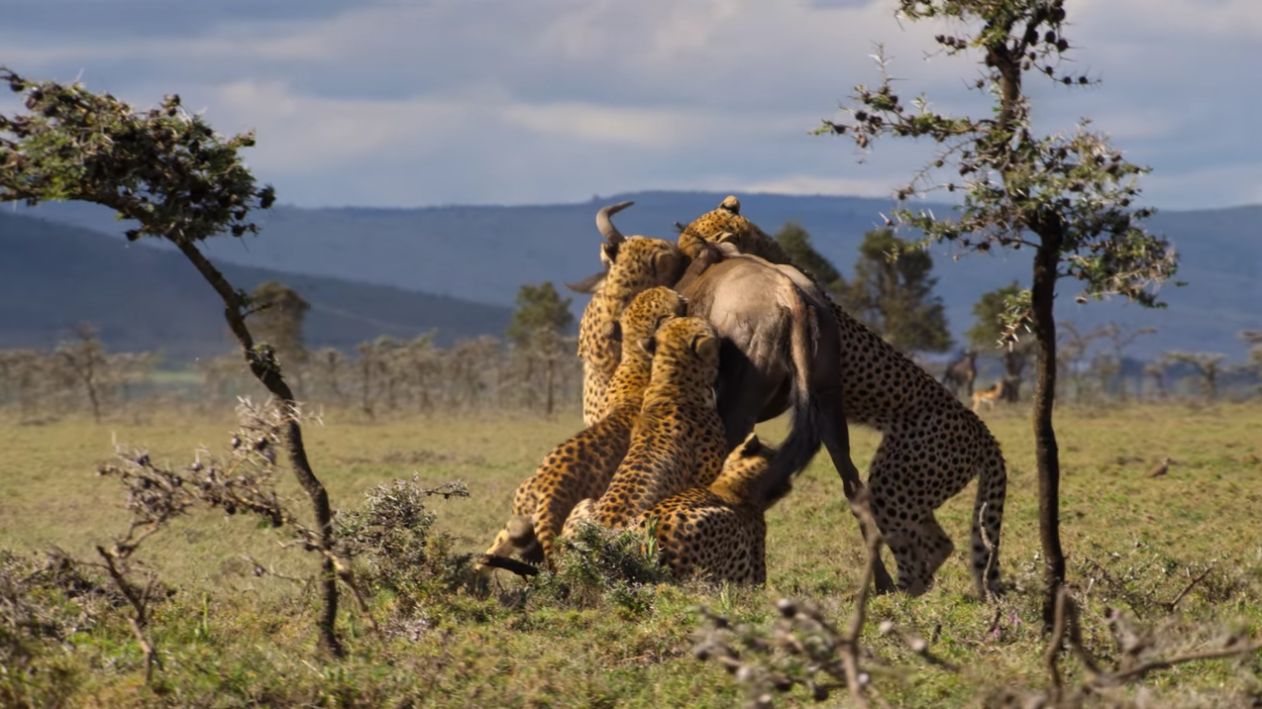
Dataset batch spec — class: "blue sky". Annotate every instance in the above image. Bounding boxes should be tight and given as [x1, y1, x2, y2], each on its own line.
[4, 0, 1259, 209]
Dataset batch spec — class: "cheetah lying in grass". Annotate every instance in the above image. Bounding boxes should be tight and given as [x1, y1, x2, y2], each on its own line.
[634, 433, 790, 584]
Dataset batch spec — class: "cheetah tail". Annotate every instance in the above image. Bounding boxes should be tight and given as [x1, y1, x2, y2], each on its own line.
[970, 448, 1008, 599]
[758, 297, 823, 507]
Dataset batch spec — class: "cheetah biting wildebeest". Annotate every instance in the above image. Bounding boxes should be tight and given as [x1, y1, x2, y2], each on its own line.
[563, 316, 729, 536]
[570, 202, 886, 589]
[677, 196, 1008, 598]
[481, 286, 688, 568]
[634, 432, 791, 584]
[572, 202, 688, 426]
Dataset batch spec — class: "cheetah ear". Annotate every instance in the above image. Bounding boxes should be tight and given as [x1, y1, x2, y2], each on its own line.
[640, 336, 657, 357]
[601, 241, 620, 266]
[691, 333, 719, 360]
[739, 433, 762, 456]
[653, 250, 677, 282]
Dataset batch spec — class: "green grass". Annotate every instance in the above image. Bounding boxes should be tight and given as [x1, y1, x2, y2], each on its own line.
[1, 401, 1260, 706]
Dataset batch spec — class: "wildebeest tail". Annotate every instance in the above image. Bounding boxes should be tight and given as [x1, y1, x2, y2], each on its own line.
[760, 294, 822, 502]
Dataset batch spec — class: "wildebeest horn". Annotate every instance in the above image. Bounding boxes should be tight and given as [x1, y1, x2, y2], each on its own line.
[596, 200, 633, 245]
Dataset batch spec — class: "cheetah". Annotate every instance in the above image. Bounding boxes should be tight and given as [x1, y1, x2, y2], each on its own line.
[563, 316, 728, 536]
[482, 286, 688, 567]
[573, 201, 688, 426]
[677, 194, 793, 264]
[633, 433, 791, 584]
[677, 196, 1008, 598]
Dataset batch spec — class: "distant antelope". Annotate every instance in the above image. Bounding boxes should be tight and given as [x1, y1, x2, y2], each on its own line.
[971, 379, 1011, 413]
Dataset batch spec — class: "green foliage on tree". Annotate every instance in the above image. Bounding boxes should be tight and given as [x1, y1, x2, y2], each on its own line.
[507, 282, 574, 349]
[820, 0, 1178, 623]
[1241, 331, 1262, 369]
[968, 281, 1034, 384]
[774, 222, 847, 296]
[968, 282, 1022, 351]
[848, 228, 952, 353]
[0, 68, 343, 656]
[508, 282, 574, 416]
[249, 281, 311, 370]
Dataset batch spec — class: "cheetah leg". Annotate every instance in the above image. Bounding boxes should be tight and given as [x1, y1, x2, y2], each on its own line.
[817, 386, 896, 593]
[867, 439, 934, 595]
[911, 515, 955, 592]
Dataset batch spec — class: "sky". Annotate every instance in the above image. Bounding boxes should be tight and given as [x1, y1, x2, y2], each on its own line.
[3, 0, 1259, 209]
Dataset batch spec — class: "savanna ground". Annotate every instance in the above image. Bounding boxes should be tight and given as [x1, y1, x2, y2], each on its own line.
[2, 400, 1260, 707]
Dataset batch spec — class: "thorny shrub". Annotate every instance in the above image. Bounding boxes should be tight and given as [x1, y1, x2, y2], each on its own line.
[337, 477, 471, 594]
[529, 522, 670, 614]
[0, 552, 119, 665]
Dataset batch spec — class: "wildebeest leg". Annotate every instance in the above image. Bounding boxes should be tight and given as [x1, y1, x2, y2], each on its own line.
[816, 386, 896, 593]
[716, 382, 763, 451]
[714, 341, 768, 451]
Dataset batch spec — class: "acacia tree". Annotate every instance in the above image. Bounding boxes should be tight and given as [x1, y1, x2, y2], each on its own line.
[1242, 331, 1262, 375]
[1059, 321, 1111, 400]
[774, 222, 849, 302]
[0, 70, 344, 655]
[56, 322, 108, 422]
[1163, 352, 1224, 401]
[821, 1, 1177, 623]
[508, 282, 574, 416]
[1098, 322, 1157, 400]
[967, 282, 1033, 400]
[249, 281, 311, 379]
[848, 228, 952, 353]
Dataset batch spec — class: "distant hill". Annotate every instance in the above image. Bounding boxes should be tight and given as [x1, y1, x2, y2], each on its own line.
[0, 213, 511, 361]
[15, 192, 1262, 359]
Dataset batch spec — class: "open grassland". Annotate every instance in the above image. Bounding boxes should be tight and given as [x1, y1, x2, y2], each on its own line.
[2, 401, 1261, 706]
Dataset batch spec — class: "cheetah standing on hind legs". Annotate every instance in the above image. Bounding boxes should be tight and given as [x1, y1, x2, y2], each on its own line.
[679, 196, 1009, 598]
[572, 202, 688, 426]
[480, 286, 688, 568]
[563, 316, 729, 536]
[633, 433, 792, 584]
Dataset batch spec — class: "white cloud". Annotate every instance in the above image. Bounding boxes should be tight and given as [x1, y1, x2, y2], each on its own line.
[0, 0, 1256, 208]
[502, 101, 712, 149]
[727, 174, 898, 198]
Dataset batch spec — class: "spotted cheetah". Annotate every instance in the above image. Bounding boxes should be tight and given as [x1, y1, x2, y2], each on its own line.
[677, 196, 1008, 598]
[563, 316, 728, 536]
[482, 286, 688, 567]
[572, 201, 688, 426]
[677, 195, 793, 264]
[633, 433, 790, 584]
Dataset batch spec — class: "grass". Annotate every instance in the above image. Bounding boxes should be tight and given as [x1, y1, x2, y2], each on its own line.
[1, 400, 1261, 706]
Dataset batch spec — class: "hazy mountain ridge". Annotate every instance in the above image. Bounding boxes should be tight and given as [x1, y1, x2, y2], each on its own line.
[0, 212, 511, 361]
[13, 192, 1262, 359]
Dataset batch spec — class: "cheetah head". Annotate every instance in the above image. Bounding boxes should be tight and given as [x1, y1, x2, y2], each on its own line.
[716, 433, 791, 509]
[643, 315, 720, 378]
[615, 286, 688, 353]
[567, 201, 687, 300]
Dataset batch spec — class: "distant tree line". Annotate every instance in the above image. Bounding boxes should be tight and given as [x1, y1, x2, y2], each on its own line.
[0, 323, 156, 421]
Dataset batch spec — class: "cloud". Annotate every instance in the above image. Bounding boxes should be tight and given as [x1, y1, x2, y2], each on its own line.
[0, 0, 1257, 208]
[724, 174, 899, 199]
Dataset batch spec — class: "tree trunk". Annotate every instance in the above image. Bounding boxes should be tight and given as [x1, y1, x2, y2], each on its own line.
[1032, 237, 1066, 630]
[545, 356, 556, 416]
[175, 240, 343, 658]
